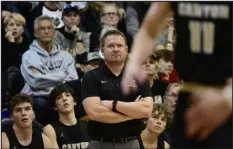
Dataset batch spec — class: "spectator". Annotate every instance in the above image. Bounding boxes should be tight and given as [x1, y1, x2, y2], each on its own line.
[163, 83, 181, 116]
[82, 52, 104, 73]
[54, 4, 90, 58]
[20, 15, 78, 125]
[2, 2, 20, 13]
[2, 13, 30, 108]
[142, 53, 168, 104]
[126, 2, 175, 50]
[98, 3, 127, 49]
[155, 49, 180, 83]
[68, 51, 105, 121]
[100, 3, 120, 28]
[2, 13, 30, 71]
[2, 2, 35, 19]
[44, 84, 90, 149]
[81, 2, 126, 52]
[155, 13, 175, 46]
[81, 29, 153, 148]
[139, 103, 171, 149]
[79, 2, 102, 52]
[27, 2, 64, 39]
[2, 94, 53, 148]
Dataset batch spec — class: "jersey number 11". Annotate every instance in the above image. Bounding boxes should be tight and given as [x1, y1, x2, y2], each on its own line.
[189, 21, 215, 55]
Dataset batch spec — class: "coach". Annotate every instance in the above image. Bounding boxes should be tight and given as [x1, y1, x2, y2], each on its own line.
[81, 29, 153, 148]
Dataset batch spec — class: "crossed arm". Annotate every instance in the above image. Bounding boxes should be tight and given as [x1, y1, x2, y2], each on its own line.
[83, 96, 153, 123]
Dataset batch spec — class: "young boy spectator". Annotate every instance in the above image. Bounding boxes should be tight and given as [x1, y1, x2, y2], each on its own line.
[44, 84, 90, 148]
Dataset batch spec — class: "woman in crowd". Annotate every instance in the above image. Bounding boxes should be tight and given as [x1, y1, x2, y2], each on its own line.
[2, 12, 30, 71]
[2, 13, 30, 107]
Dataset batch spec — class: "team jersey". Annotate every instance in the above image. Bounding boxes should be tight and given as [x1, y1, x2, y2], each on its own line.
[50, 120, 90, 149]
[171, 2, 232, 85]
[3, 126, 44, 149]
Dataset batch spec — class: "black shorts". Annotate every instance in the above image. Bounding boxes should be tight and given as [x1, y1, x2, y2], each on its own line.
[170, 92, 232, 149]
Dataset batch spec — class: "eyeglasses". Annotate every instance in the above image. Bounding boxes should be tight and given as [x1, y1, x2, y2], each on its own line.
[102, 12, 117, 17]
[37, 26, 54, 32]
[164, 94, 178, 98]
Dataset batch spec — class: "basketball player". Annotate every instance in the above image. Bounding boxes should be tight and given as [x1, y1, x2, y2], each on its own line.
[43, 84, 90, 149]
[2, 94, 53, 148]
[122, 2, 232, 148]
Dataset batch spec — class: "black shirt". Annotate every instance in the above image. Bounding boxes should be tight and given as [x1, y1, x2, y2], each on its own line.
[171, 2, 232, 86]
[151, 80, 168, 103]
[2, 35, 30, 72]
[138, 135, 166, 149]
[3, 126, 44, 149]
[50, 120, 90, 149]
[81, 64, 153, 138]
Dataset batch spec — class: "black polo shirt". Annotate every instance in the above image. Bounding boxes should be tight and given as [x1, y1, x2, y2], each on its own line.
[81, 64, 152, 138]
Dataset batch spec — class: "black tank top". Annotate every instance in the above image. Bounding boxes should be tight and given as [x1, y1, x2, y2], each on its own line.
[138, 135, 165, 149]
[4, 126, 44, 149]
[171, 2, 232, 85]
[50, 120, 90, 149]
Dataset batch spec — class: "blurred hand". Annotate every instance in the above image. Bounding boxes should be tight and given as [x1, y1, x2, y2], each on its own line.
[70, 26, 80, 36]
[121, 62, 147, 95]
[2, 10, 11, 19]
[30, 67, 40, 73]
[185, 87, 232, 140]
[5, 31, 15, 43]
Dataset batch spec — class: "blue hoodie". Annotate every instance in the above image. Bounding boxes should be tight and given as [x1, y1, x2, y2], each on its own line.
[21, 40, 78, 97]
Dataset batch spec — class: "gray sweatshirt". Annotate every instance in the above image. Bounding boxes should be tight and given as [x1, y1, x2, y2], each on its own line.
[20, 40, 78, 97]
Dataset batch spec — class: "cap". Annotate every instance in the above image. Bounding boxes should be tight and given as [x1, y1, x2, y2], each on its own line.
[62, 4, 80, 16]
[85, 52, 104, 64]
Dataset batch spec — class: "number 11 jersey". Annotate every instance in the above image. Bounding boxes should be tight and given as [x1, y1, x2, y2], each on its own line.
[171, 2, 232, 85]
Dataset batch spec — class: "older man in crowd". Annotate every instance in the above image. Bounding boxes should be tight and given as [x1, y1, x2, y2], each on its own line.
[21, 15, 78, 125]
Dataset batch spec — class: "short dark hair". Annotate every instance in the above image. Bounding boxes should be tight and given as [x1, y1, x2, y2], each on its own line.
[154, 49, 173, 62]
[49, 83, 75, 107]
[100, 29, 127, 47]
[10, 94, 33, 114]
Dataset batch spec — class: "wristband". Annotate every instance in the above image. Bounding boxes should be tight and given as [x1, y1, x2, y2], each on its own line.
[112, 100, 118, 112]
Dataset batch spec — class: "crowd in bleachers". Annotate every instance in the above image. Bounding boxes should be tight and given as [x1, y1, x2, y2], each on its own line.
[2, 2, 180, 149]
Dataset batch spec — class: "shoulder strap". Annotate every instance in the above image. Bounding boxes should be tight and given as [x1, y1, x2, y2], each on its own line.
[31, 128, 44, 148]
[4, 126, 18, 149]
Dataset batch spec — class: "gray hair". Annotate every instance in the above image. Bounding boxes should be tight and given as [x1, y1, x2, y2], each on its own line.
[164, 83, 181, 96]
[34, 15, 54, 32]
[100, 3, 120, 18]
